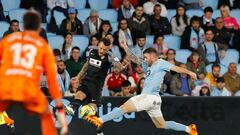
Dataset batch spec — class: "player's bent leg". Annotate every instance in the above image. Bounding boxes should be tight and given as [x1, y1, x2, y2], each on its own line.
[85, 98, 138, 128]
[63, 90, 87, 116]
[150, 117, 198, 135]
[39, 109, 57, 135]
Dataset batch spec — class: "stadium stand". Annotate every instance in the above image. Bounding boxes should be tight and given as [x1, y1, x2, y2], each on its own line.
[0, 21, 9, 38]
[9, 8, 27, 22]
[72, 35, 89, 55]
[88, 0, 109, 10]
[175, 49, 192, 63]
[72, 0, 87, 9]
[98, 9, 118, 22]
[77, 8, 91, 22]
[48, 35, 64, 49]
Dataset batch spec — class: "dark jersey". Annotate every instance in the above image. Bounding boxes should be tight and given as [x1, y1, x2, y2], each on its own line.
[84, 49, 112, 87]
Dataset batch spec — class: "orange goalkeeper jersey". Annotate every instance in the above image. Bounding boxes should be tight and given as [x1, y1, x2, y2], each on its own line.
[0, 31, 62, 103]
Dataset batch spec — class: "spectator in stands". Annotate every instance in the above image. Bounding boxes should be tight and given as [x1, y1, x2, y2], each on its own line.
[136, 77, 145, 95]
[171, 5, 190, 36]
[181, 16, 205, 51]
[186, 51, 207, 79]
[143, 0, 167, 17]
[200, 7, 215, 31]
[131, 34, 147, 59]
[152, 34, 168, 58]
[191, 82, 208, 96]
[3, 20, 20, 37]
[204, 63, 221, 90]
[47, 0, 74, 17]
[96, 20, 112, 39]
[199, 85, 210, 96]
[104, 65, 127, 96]
[213, 17, 232, 50]
[198, 29, 226, 65]
[211, 77, 231, 96]
[128, 5, 151, 38]
[163, 49, 182, 94]
[223, 63, 240, 95]
[114, 18, 134, 52]
[117, 0, 135, 21]
[178, 0, 203, 10]
[170, 63, 195, 96]
[218, 0, 240, 9]
[112, 0, 138, 9]
[83, 10, 102, 36]
[82, 35, 99, 59]
[64, 77, 79, 97]
[128, 64, 145, 90]
[149, 4, 171, 35]
[59, 33, 73, 60]
[57, 59, 70, 93]
[114, 80, 133, 97]
[65, 46, 85, 78]
[59, 7, 83, 35]
[53, 48, 62, 61]
[106, 33, 122, 60]
[220, 5, 239, 30]
[21, 0, 48, 22]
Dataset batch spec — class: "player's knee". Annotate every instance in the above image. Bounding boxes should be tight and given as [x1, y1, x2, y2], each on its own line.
[119, 105, 128, 114]
[155, 120, 166, 129]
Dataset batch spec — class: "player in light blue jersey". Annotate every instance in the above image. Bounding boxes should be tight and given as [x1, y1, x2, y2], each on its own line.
[85, 47, 198, 135]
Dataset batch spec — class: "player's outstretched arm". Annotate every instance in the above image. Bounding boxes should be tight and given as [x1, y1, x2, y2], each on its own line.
[75, 61, 88, 82]
[170, 65, 197, 80]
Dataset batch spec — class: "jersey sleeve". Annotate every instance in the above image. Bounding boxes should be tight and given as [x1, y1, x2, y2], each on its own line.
[42, 43, 62, 100]
[158, 59, 174, 72]
[0, 40, 3, 62]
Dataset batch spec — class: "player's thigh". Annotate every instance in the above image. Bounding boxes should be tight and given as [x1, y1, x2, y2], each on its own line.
[75, 84, 88, 100]
[150, 116, 166, 129]
[122, 94, 151, 113]
[87, 83, 102, 108]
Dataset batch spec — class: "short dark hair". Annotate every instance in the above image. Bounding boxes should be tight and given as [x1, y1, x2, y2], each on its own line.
[154, 34, 164, 43]
[10, 19, 19, 25]
[154, 4, 161, 11]
[57, 59, 66, 65]
[143, 48, 158, 54]
[23, 10, 41, 30]
[167, 48, 176, 55]
[71, 46, 80, 51]
[99, 38, 111, 46]
[204, 6, 213, 13]
[53, 49, 61, 56]
[190, 16, 200, 24]
[212, 63, 221, 70]
[205, 28, 213, 34]
[121, 80, 131, 88]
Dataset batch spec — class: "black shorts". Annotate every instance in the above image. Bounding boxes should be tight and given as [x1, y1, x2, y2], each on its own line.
[77, 80, 102, 106]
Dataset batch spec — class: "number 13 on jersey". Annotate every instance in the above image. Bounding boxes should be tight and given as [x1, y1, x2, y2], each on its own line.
[10, 43, 37, 69]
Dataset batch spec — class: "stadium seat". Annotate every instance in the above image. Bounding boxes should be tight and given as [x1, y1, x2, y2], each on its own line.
[203, 0, 218, 10]
[9, 8, 27, 22]
[72, 0, 87, 9]
[46, 32, 56, 36]
[77, 8, 91, 22]
[175, 49, 191, 63]
[98, 9, 118, 22]
[186, 9, 203, 17]
[146, 35, 154, 48]
[41, 23, 47, 31]
[88, 0, 108, 10]
[212, 10, 221, 19]
[167, 9, 176, 21]
[206, 64, 228, 75]
[231, 9, 240, 24]
[53, 11, 66, 26]
[110, 22, 118, 33]
[0, 21, 9, 38]
[164, 35, 181, 50]
[237, 64, 240, 74]
[72, 35, 89, 55]
[1, 0, 20, 14]
[220, 49, 239, 67]
[48, 35, 64, 49]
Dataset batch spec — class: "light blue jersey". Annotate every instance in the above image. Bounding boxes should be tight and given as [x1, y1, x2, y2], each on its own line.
[141, 59, 173, 95]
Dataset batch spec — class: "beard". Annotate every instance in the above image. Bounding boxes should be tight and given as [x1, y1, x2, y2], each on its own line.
[58, 69, 65, 74]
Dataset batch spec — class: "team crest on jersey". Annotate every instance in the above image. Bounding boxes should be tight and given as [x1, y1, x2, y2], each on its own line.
[89, 58, 102, 68]
[146, 70, 151, 77]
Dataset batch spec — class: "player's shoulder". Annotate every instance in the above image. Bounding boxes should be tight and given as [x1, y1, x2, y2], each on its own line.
[1, 32, 22, 43]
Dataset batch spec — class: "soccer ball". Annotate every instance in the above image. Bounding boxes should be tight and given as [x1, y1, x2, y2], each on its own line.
[79, 105, 96, 118]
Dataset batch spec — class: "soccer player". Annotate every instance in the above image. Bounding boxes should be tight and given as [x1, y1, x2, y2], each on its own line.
[85, 47, 198, 135]
[64, 38, 129, 115]
[0, 10, 67, 135]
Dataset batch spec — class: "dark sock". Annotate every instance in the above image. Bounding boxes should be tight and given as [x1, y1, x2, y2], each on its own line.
[70, 99, 82, 116]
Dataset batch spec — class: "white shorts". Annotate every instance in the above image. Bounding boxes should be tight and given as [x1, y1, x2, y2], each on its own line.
[130, 94, 162, 117]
